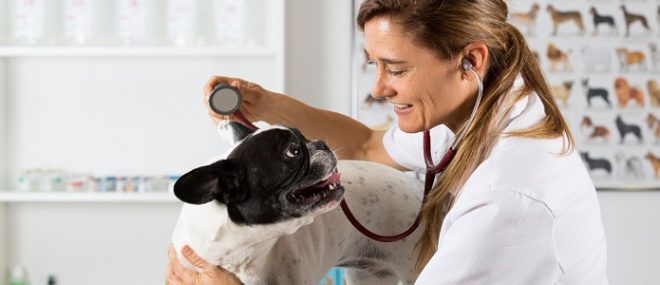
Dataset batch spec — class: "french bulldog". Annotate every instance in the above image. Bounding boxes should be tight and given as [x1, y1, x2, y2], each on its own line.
[171, 122, 423, 285]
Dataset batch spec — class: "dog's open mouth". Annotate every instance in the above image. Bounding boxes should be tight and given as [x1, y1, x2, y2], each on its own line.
[286, 169, 343, 205]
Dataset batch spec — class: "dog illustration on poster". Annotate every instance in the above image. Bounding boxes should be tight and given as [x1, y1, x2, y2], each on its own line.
[645, 113, 660, 143]
[547, 43, 572, 72]
[645, 151, 660, 178]
[649, 43, 660, 72]
[547, 5, 586, 36]
[583, 78, 612, 108]
[616, 48, 647, 72]
[581, 46, 611, 73]
[580, 116, 610, 142]
[621, 5, 651, 37]
[614, 152, 644, 179]
[509, 3, 540, 36]
[550, 81, 573, 107]
[580, 152, 612, 176]
[647, 80, 660, 107]
[614, 77, 645, 107]
[590, 6, 618, 36]
[615, 115, 643, 144]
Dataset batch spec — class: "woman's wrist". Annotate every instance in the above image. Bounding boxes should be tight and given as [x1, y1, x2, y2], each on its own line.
[262, 91, 289, 125]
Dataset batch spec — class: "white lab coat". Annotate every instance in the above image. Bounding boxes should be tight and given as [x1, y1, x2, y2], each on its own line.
[383, 84, 608, 284]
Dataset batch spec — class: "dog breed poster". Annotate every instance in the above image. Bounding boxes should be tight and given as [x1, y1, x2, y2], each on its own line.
[352, 0, 660, 189]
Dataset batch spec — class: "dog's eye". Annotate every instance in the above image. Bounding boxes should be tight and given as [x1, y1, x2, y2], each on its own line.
[286, 143, 301, 158]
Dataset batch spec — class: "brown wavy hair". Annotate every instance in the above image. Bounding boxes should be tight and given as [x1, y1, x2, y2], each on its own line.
[357, 0, 574, 271]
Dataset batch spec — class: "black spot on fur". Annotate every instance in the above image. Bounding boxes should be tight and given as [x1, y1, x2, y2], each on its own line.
[337, 259, 376, 269]
[374, 269, 395, 279]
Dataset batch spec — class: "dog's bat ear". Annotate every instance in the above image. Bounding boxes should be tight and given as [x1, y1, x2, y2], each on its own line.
[228, 121, 255, 142]
[174, 160, 246, 205]
[218, 121, 256, 146]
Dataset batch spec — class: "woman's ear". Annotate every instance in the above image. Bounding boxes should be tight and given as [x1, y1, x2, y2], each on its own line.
[462, 42, 489, 78]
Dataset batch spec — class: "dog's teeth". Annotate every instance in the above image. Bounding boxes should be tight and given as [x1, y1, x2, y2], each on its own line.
[329, 184, 335, 190]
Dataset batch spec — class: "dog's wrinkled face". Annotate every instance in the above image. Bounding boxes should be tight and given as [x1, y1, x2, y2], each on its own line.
[174, 125, 344, 225]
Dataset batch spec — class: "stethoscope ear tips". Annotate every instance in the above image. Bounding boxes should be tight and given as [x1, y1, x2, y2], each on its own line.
[461, 58, 473, 72]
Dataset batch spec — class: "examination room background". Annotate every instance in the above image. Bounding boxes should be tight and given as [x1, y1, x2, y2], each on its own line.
[0, 1, 658, 285]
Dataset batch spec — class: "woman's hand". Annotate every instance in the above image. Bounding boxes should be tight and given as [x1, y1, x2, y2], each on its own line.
[203, 76, 278, 126]
[166, 245, 242, 285]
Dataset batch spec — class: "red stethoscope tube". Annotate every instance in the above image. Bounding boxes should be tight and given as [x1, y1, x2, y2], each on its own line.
[339, 132, 455, 242]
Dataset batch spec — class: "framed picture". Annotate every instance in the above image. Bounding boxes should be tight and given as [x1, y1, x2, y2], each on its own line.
[351, 0, 660, 190]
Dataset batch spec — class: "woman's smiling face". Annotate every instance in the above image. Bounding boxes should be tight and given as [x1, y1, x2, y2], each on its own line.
[364, 16, 470, 133]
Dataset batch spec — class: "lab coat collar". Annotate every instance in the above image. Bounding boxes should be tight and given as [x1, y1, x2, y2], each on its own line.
[501, 76, 546, 133]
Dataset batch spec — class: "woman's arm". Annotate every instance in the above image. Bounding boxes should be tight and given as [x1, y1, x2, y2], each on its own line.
[203, 76, 406, 171]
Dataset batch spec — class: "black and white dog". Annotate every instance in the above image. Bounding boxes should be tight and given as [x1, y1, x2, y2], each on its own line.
[171, 122, 423, 285]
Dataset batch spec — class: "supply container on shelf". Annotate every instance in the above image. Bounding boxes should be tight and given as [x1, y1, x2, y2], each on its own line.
[9, 0, 63, 45]
[63, 0, 95, 44]
[117, 0, 165, 45]
[166, 0, 198, 46]
[210, 0, 246, 47]
[0, 0, 7, 44]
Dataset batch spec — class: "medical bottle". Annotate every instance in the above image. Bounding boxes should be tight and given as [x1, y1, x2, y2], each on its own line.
[47, 274, 57, 285]
[9, 265, 28, 285]
[212, 0, 246, 47]
[167, 0, 198, 46]
[12, 0, 46, 44]
[63, 0, 95, 44]
[117, 0, 148, 45]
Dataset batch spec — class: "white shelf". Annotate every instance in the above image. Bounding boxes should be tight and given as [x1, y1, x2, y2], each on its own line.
[0, 46, 279, 57]
[0, 191, 179, 203]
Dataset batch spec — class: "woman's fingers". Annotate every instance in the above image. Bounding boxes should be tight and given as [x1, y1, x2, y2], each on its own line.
[205, 75, 255, 97]
[167, 245, 179, 263]
[165, 264, 185, 285]
[204, 76, 238, 95]
[182, 245, 212, 270]
[168, 245, 201, 284]
[171, 258, 200, 284]
[166, 247, 186, 285]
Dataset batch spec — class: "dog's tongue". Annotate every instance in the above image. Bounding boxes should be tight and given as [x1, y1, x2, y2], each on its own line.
[311, 172, 341, 188]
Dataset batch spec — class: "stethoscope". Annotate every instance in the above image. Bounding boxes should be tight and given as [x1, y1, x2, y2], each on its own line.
[208, 59, 483, 242]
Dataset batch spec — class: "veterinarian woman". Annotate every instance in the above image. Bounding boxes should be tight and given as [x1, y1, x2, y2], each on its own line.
[166, 0, 608, 284]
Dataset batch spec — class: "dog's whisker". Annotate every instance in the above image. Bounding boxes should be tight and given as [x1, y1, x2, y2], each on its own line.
[331, 147, 344, 160]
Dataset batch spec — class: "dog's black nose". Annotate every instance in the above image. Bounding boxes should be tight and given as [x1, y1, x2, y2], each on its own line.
[309, 140, 330, 152]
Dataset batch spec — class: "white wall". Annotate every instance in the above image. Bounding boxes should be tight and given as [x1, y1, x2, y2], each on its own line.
[599, 192, 660, 284]
[284, 0, 352, 114]
[0, 57, 7, 285]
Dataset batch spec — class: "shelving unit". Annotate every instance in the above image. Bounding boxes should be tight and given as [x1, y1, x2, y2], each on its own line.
[0, 1, 284, 284]
[0, 191, 177, 203]
[0, 46, 280, 57]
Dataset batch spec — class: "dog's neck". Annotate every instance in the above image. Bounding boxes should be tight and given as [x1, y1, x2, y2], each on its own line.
[172, 201, 319, 283]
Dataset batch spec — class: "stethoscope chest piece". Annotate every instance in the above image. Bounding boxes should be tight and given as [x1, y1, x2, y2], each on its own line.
[209, 84, 242, 115]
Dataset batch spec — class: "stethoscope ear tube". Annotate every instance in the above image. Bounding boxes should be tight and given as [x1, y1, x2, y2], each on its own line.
[451, 68, 483, 149]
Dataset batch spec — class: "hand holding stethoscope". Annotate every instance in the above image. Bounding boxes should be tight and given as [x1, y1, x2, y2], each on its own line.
[208, 83, 259, 130]
[207, 58, 483, 242]
[203, 77, 276, 129]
